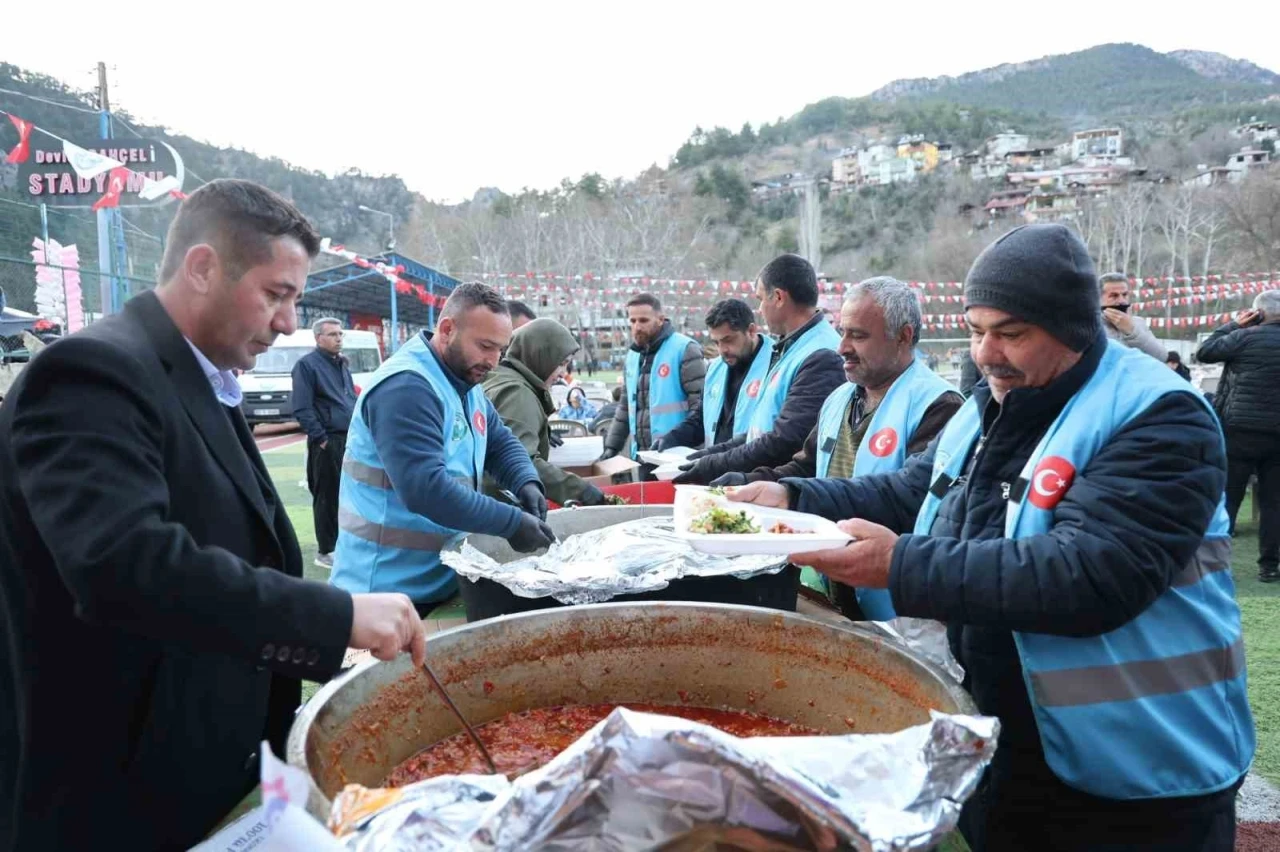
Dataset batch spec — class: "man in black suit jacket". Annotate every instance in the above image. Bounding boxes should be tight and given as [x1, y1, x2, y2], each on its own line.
[0, 180, 426, 851]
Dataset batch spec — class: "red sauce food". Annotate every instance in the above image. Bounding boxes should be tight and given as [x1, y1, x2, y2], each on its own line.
[385, 703, 819, 785]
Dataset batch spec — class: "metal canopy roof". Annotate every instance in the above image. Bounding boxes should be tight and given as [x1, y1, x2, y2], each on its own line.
[301, 252, 460, 330]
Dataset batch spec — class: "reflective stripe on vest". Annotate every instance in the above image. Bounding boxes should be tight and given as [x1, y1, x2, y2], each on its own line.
[625, 331, 695, 459]
[701, 335, 775, 446]
[746, 318, 840, 441]
[814, 359, 955, 620]
[330, 334, 488, 603]
[913, 340, 1254, 799]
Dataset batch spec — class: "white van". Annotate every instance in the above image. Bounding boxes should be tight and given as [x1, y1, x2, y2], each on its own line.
[239, 329, 383, 426]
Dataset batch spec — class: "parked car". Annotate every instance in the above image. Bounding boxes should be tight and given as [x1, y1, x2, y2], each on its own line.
[239, 329, 383, 426]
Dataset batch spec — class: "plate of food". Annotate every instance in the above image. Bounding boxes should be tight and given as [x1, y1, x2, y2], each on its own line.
[673, 485, 851, 555]
[637, 446, 697, 467]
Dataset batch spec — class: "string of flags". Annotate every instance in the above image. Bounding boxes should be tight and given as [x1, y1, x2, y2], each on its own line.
[1132, 281, 1278, 311]
[0, 110, 185, 208]
[318, 239, 445, 309]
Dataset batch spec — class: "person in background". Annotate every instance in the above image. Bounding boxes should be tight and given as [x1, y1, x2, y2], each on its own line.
[330, 283, 556, 617]
[730, 224, 1252, 851]
[712, 278, 962, 619]
[673, 255, 844, 485]
[601, 294, 705, 461]
[0, 180, 425, 851]
[1195, 291, 1280, 583]
[1099, 272, 1165, 360]
[485, 318, 607, 508]
[1166, 350, 1192, 382]
[656, 298, 773, 451]
[557, 385, 599, 423]
[291, 317, 358, 569]
[591, 385, 623, 434]
[507, 299, 536, 330]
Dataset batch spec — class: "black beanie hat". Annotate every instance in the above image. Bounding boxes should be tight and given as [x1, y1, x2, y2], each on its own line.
[964, 223, 1102, 352]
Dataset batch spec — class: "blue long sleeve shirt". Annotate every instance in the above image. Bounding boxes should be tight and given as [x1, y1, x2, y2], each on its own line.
[361, 344, 541, 538]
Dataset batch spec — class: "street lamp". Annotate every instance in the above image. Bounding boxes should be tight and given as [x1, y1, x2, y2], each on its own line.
[357, 204, 395, 251]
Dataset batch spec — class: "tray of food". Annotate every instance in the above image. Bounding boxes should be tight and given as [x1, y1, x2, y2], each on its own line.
[674, 484, 851, 555]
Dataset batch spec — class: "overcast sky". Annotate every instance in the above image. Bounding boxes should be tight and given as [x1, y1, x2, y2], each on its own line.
[6, 1, 1278, 202]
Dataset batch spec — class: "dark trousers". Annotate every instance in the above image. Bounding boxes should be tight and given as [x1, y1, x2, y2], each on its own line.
[959, 773, 1240, 852]
[1224, 427, 1280, 572]
[307, 432, 345, 555]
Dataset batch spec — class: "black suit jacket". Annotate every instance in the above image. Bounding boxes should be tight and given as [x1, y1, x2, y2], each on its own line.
[0, 292, 354, 851]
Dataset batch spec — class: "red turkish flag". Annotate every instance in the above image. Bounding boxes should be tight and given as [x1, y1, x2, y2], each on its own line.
[91, 166, 130, 211]
[5, 114, 33, 164]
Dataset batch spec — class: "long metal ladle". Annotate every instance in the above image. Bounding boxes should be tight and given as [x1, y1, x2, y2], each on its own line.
[421, 660, 498, 775]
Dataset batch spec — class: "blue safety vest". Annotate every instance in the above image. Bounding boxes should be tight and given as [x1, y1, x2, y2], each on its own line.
[914, 341, 1254, 799]
[625, 331, 695, 458]
[701, 335, 774, 446]
[746, 317, 840, 441]
[814, 358, 955, 620]
[331, 334, 487, 603]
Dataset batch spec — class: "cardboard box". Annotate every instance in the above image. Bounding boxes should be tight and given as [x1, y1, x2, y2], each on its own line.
[563, 454, 640, 486]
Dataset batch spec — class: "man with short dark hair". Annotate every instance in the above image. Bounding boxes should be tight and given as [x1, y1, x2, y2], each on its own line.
[331, 282, 555, 615]
[0, 179, 426, 850]
[656, 298, 773, 450]
[507, 299, 536, 330]
[1099, 272, 1165, 360]
[673, 254, 844, 485]
[291, 317, 358, 568]
[1196, 290, 1280, 582]
[732, 224, 1253, 851]
[602, 293, 705, 460]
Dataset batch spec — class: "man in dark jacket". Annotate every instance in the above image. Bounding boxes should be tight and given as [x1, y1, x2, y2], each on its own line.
[673, 255, 845, 484]
[0, 180, 425, 851]
[484, 318, 606, 507]
[1196, 290, 1280, 581]
[291, 317, 358, 568]
[730, 224, 1253, 852]
[657, 298, 771, 450]
[602, 294, 705, 460]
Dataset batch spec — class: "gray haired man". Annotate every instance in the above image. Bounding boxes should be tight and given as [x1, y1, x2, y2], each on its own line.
[291, 317, 358, 567]
[1099, 272, 1165, 360]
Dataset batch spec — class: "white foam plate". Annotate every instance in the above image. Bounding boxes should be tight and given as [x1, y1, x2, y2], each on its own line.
[652, 462, 685, 481]
[637, 446, 697, 467]
[673, 484, 852, 556]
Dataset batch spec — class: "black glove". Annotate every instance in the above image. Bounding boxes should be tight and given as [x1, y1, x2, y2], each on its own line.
[517, 482, 548, 521]
[709, 471, 747, 488]
[548, 431, 564, 448]
[672, 459, 710, 485]
[578, 483, 607, 506]
[597, 447, 619, 462]
[686, 447, 710, 460]
[508, 513, 556, 553]
[649, 437, 667, 453]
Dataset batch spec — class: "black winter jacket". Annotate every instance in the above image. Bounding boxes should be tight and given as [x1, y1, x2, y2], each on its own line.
[1195, 320, 1280, 434]
[786, 333, 1228, 811]
[604, 321, 705, 455]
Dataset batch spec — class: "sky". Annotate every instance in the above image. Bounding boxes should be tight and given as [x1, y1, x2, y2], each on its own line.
[5, 0, 1279, 203]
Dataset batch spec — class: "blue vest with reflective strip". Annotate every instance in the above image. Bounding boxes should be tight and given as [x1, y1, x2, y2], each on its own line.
[701, 335, 774, 446]
[913, 341, 1254, 799]
[814, 359, 955, 620]
[330, 334, 487, 603]
[746, 317, 840, 441]
[625, 331, 695, 458]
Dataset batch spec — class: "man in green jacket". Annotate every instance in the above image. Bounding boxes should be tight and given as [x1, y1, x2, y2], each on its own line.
[484, 318, 608, 507]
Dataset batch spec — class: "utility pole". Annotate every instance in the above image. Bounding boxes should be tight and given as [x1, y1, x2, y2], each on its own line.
[95, 61, 128, 317]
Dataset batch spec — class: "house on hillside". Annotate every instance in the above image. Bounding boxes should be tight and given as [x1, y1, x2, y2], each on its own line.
[984, 189, 1030, 219]
[1005, 147, 1060, 171]
[1233, 119, 1279, 144]
[896, 135, 942, 172]
[986, 131, 1029, 159]
[1072, 128, 1124, 162]
[751, 172, 810, 201]
[1183, 165, 1235, 188]
[831, 148, 859, 184]
[1226, 148, 1271, 180]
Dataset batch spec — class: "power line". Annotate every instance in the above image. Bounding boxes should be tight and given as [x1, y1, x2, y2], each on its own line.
[0, 87, 98, 115]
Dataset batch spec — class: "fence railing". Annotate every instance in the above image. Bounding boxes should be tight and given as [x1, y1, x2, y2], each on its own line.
[0, 254, 156, 321]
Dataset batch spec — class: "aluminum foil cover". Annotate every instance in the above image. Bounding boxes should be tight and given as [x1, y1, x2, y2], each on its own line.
[334, 708, 998, 851]
[441, 516, 785, 605]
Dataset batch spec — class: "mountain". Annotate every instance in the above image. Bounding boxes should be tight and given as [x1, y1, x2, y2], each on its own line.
[869, 44, 1277, 123]
[1167, 50, 1280, 86]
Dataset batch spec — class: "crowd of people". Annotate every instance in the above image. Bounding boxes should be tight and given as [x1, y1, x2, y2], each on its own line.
[0, 177, 1275, 852]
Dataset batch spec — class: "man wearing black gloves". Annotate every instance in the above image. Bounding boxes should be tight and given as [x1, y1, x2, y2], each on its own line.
[654, 298, 773, 451]
[291, 317, 358, 569]
[330, 283, 554, 618]
[731, 224, 1253, 851]
[673, 254, 844, 485]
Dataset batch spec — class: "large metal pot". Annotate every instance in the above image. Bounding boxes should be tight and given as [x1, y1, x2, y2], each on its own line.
[458, 505, 801, 620]
[288, 602, 975, 819]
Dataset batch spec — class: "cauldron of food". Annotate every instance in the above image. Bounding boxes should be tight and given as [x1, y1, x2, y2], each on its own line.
[287, 601, 975, 819]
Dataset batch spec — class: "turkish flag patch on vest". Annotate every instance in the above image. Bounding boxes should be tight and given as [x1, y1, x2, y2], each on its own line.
[473, 409, 487, 436]
[1027, 455, 1075, 510]
[868, 427, 898, 458]
[657, 363, 671, 378]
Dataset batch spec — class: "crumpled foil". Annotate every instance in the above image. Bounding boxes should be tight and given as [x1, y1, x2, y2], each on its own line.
[333, 708, 998, 851]
[875, 618, 966, 685]
[441, 515, 786, 605]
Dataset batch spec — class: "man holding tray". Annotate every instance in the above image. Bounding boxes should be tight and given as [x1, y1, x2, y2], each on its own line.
[729, 224, 1253, 851]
